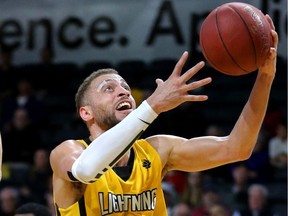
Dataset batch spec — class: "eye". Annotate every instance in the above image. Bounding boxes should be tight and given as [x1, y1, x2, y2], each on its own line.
[104, 85, 114, 92]
[122, 83, 131, 91]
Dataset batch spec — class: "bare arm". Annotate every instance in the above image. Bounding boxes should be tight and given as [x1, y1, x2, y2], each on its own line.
[50, 140, 85, 181]
[50, 140, 90, 207]
[147, 15, 278, 175]
[50, 51, 211, 184]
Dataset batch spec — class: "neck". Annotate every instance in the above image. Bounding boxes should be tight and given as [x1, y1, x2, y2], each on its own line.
[115, 151, 130, 167]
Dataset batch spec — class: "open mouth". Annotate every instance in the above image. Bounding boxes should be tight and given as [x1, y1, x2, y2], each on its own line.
[116, 101, 132, 111]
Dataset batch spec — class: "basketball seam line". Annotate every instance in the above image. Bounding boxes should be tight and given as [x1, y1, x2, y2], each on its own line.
[216, 6, 252, 73]
[229, 4, 257, 67]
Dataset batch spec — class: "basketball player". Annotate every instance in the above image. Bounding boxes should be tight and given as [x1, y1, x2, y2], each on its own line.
[50, 15, 278, 215]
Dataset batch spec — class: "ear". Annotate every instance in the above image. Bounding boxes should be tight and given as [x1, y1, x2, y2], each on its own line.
[79, 106, 93, 122]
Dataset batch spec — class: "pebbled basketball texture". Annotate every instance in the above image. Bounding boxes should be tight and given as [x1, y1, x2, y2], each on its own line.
[200, 2, 273, 76]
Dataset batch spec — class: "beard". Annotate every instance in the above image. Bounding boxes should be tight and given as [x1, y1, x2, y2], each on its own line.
[94, 106, 120, 131]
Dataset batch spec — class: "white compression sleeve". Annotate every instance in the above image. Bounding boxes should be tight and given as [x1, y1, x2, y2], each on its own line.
[71, 100, 158, 183]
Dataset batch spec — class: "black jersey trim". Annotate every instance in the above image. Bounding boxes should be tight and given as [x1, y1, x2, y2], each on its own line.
[67, 171, 79, 181]
[112, 148, 135, 181]
[108, 130, 143, 167]
[84, 137, 91, 145]
[55, 203, 61, 216]
[79, 196, 87, 216]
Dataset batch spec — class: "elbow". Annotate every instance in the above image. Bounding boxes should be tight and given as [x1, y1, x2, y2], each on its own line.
[234, 144, 254, 161]
[227, 136, 256, 162]
[72, 160, 100, 184]
[226, 151, 250, 163]
[238, 150, 253, 161]
[78, 169, 97, 183]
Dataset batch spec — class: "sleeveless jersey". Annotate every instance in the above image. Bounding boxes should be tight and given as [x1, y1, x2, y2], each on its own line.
[56, 139, 167, 216]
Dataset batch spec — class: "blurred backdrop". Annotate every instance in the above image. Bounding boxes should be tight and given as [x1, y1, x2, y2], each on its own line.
[0, 0, 286, 216]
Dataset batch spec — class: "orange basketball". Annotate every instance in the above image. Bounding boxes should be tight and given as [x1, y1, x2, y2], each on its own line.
[200, 2, 273, 76]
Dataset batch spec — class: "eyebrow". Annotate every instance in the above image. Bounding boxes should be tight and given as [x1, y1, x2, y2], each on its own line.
[96, 78, 126, 92]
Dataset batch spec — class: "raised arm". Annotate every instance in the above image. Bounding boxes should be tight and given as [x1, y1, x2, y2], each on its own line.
[50, 51, 212, 184]
[147, 15, 278, 175]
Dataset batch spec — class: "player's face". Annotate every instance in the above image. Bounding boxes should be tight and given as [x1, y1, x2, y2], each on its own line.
[89, 74, 136, 130]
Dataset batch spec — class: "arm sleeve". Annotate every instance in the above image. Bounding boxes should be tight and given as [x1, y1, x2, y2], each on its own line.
[71, 100, 158, 183]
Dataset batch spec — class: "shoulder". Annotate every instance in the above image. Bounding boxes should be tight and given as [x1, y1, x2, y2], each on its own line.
[134, 139, 162, 158]
[144, 135, 187, 171]
[145, 134, 187, 151]
[50, 139, 86, 171]
[50, 140, 86, 158]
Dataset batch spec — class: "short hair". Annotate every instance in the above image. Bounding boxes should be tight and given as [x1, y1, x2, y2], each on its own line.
[14, 202, 51, 216]
[75, 68, 118, 113]
[248, 184, 269, 198]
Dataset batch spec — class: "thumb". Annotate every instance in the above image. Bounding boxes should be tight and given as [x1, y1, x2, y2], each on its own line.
[155, 78, 164, 86]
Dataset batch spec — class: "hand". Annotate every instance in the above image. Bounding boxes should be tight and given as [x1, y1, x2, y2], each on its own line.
[258, 14, 278, 77]
[146, 51, 212, 114]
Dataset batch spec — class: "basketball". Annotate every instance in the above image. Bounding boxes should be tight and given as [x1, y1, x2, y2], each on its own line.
[200, 2, 273, 76]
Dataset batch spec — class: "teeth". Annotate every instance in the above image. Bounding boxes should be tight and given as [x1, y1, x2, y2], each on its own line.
[117, 102, 131, 109]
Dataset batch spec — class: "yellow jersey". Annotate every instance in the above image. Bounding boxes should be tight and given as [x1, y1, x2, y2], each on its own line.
[56, 139, 167, 216]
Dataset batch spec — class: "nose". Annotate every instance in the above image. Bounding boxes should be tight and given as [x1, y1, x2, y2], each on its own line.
[116, 85, 130, 97]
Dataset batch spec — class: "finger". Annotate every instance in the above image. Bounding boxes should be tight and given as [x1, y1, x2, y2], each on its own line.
[271, 30, 278, 49]
[184, 94, 209, 102]
[184, 77, 212, 92]
[269, 47, 277, 60]
[181, 61, 205, 83]
[265, 14, 275, 30]
[155, 78, 164, 87]
[172, 51, 189, 77]
[271, 48, 277, 59]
